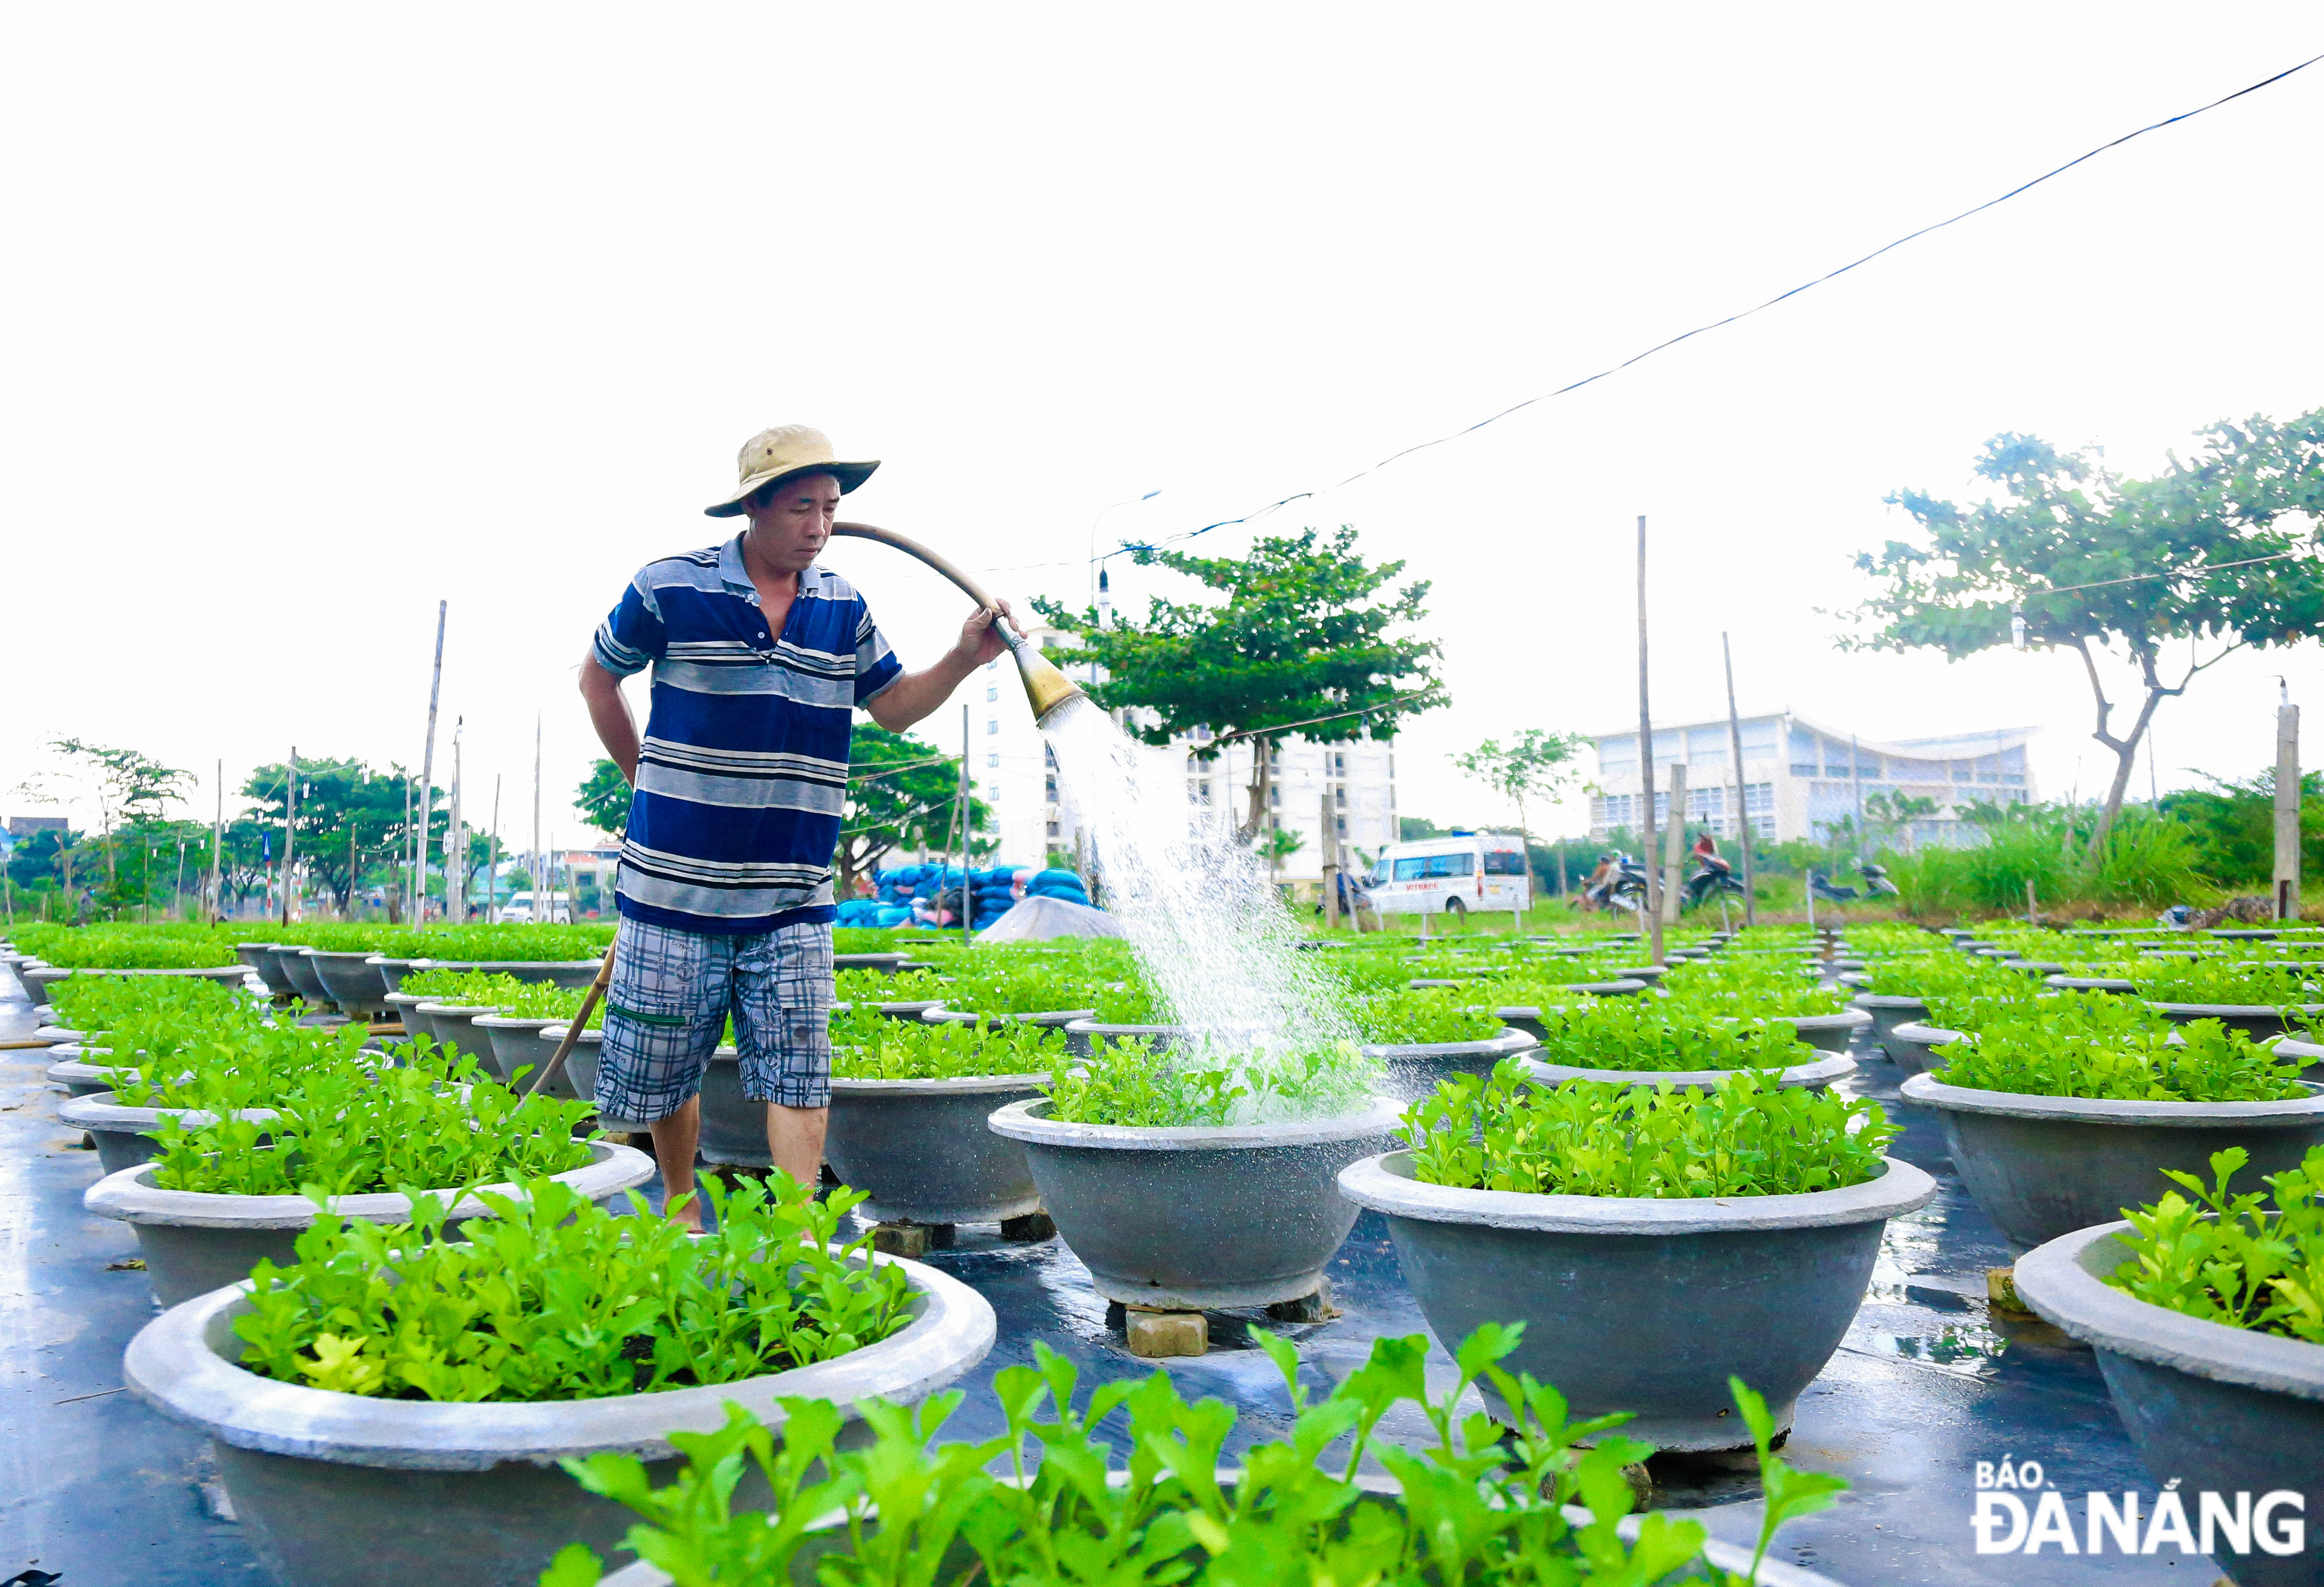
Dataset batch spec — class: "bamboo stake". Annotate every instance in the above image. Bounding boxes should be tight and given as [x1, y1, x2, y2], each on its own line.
[210, 759, 223, 925]
[487, 775, 502, 925]
[1722, 633, 1758, 928]
[281, 747, 298, 926]
[1635, 516, 1662, 965]
[961, 703, 973, 947]
[526, 942, 617, 1097]
[416, 601, 446, 922]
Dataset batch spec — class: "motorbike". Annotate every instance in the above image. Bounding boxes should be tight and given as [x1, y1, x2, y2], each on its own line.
[1684, 858, 1747, 909]
[1811, 862, 1900, 904]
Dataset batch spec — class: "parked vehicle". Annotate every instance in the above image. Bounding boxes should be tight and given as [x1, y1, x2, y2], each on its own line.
[1363, 832, 1530, 919]
[497, 890, 574, 925]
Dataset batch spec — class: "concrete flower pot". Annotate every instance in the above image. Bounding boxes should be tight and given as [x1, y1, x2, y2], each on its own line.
[370, 957, 420, 994]
[2143, 1000, 2324, 1041]
[1519, 1051, 1856, 1093]
[2272, 1036, 2324, 1082]
[2045, 973, 2137, 994]
[987, 1097, 1404, 1310]
[384, 992, 433, 1044]
[1337, 1150, 1936, 1450]
[1850, 993, 1928, 1058]
[924, 1005, 1096, 1031]
[238, 943, 298, 998]
[272, 949, 337, 1010]
[306, 952, 392, 1018]
[824, 1072, 1049, 1224]
[470, 1014, 566, 1087]
[123, 1246, 996, 1587]
[59, 1090, 279, 1175]
[84, 1139, 656, 1306]
[1784, 1008, 1873, 1053]
[415, 1002, 499, 1065]
[536, 1027, 636, 1125]
[1898, 1072, 2324, 1252]
[833, 952, 910, 974]
[1362, 1028, 1539, 1102]
[871, 998, 946, 1022]
[1883, 1020, 1966, 1077]
[2015, 1221, 2324, 1587]
[46, 1056, 139, 1098]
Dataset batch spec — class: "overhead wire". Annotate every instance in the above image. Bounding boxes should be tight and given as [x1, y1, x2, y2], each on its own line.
[1073, 48, 2324, 572]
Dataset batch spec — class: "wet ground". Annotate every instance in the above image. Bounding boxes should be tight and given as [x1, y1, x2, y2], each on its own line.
[0, 970, 2234, 1586]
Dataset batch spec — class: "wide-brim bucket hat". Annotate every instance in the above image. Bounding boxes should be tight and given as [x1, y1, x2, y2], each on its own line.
[705, 425, 879, 517]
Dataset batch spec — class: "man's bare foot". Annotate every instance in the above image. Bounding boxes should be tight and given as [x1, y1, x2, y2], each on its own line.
[664, 1192, 703, 1232]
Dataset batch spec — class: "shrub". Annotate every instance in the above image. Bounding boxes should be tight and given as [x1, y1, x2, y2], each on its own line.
[1938, 1019, 2308, 1103]
[1525, 998, 1806, 1073]
[1046, 1039, 1379, 1127]
[1404, 1062, 1896, 1198]
[541, 1322, 1842, 1587]
[231, 1175, 912, 1402]
[833, 1015, 1069, 1080]
[2107, 1145, 2324, 1343]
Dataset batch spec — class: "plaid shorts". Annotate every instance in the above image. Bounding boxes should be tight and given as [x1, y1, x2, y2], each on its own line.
[595, 915, 835, 1123]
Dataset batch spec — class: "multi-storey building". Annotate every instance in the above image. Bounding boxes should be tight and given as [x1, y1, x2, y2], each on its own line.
[1588, 713, 2037, 848]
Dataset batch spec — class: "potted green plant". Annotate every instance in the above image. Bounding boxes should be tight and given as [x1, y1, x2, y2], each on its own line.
[1513, 998, 1854, 1092]
[987, 1041, 1400, 1312]
[1349, 989, 1538, 1102]
[2012, 1146, 2324, 1587]
[1901, 1015, 2324, 1250]
[1337, 1063, 1934, 1450]
[122, 1174, 994, 1587]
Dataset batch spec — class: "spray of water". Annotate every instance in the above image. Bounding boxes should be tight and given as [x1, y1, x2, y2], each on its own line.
[1042, 698, 1362, 1086]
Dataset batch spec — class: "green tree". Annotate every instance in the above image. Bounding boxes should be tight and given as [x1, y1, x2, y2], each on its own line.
[2160, 769, 2324, 886]
[242, 759, 423, 914]
[15, 739, 191, 910]
[1846, 413, 2324, 856]
[575, 759, 632, 838]
[836, 724, 987, 897]
[1453, 729, 1586, 876]
[1034, 526, 1443, 841]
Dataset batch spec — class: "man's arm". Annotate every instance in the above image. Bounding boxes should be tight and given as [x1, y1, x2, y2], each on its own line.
[579, 652, 642, 783]
[863, 601, 1016, 733]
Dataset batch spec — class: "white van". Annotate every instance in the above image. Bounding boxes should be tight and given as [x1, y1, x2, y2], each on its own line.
[1363, 832, 1531, 919]
[498, 890, 574, 925]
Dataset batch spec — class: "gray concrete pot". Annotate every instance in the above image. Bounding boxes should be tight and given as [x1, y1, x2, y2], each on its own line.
[238, 943, 298, 997]
[1060, 1019, 1182, 1057]
[869, 998, 946, 1022]
[1883, 1020, 1966, 1077]
[1784, 1008, 1873, 1052]
[1607, 964, 1667, 984]
[10, 957, 49, 1005]
[1337, 1150, 1936, 1451]
[470, 1014, 565, 1086]
[2015, 1220, 2324, 1587]
[923, 1005, 1096, 1032]
[370, 957, 419, 993]
[2273, 1036, 2324, 1082]
[306, 952, 391, 1018]
[123, 1246, 996, 1587]
[539, 1026, 643, 1127]
[1361, 1028, 1538, 1102]
[987, 1097, 1404, 1310]
[384, 992, 433, 1043]
[824, 1072, 1048, 1224]
[414, 1002, 498, 1065]
[833, 952, 910, 974]
[1898, 1072, 2324, 1253]
[84, 1139, 656, 1306]
[46, 1056, 139, 1098]
[276, 949, 337, 1010]
[1850, 992, 1929, 1058]
[699, 1049, 772, 1166]
[2045, 973, 2137, 994]
[2144, 1000, 2324, 1040]
[1518, 1051, 1856, 1093]
[59, 1090, 279, 1174]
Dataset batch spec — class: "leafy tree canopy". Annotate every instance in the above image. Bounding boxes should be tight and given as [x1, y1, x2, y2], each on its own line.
[243, 759, 423, 912]
[1844, 411, 2324, 853]
[837, 722, 987, 894]
[1034, 526, 1443, 837]
[575, 759, 632, 838]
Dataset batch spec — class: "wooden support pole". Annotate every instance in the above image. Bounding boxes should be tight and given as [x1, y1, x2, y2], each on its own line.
[1634, 515, 1663, 964]
[1660, 763, 1688, 928]
[1321, 792, 1340, 933]
[1722, 633, 1757, 928]
[2276, 696, 2301, 921]
[281, 746, 297, 926]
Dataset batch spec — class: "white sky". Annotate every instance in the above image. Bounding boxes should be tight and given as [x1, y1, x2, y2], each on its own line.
[5, 6, 2321, 852]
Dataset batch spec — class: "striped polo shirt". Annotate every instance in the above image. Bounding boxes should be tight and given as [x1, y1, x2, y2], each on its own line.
[591, 534, 903, 934]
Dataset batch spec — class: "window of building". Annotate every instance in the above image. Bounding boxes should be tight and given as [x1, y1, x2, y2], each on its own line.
[985, 658, 998, 671]
[1269, 785, 1281, 805]
[1045, 778, 1058, 801]
[1043, 745, 1057, 768]
[986, 686, 998, 702]
[986, 719, 998, 735]
[1199, 780, 1211, 803]
[1047, 820, 1060, 837]
[1334, 787, 1347, 807]
[986, 752, 998, 769]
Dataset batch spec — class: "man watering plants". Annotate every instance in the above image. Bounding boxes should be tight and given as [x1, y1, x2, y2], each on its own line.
[578, 425, 1012, 1226]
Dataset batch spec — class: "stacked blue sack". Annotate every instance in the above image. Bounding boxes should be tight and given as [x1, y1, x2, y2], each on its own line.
[1025, 867, 1093, 906]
